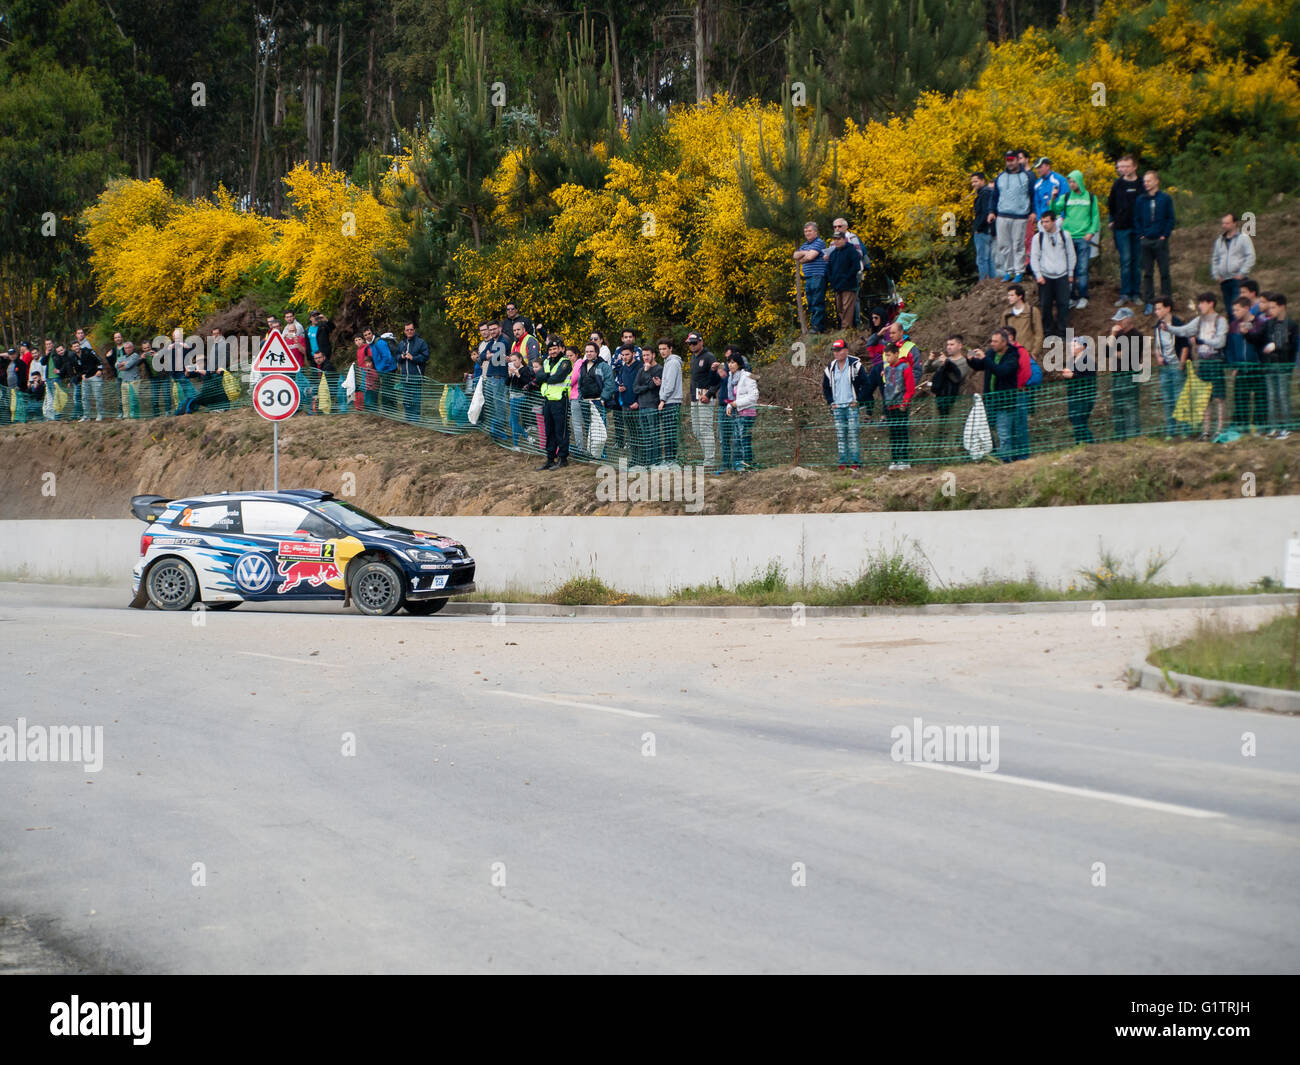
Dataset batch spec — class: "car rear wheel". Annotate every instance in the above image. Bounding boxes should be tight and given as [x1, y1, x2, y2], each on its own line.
[147, 558, 199, 611]
[404, 598, 448, 616]
[350, 560, 404, 616]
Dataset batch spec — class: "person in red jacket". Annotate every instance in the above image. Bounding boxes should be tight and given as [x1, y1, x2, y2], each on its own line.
[882, 342, 916, 470]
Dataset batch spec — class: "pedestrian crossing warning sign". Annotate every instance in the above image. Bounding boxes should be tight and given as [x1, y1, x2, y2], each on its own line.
[251, 328, 303, 373]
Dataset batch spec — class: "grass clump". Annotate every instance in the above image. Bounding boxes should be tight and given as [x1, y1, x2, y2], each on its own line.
[1150, 611, 1298, 692]
[842, 551, 929, 606]
[552, 575, 629, 606]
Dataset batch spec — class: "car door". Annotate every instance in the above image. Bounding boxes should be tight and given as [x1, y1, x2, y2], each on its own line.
[238, 499, 346, 600]
[163, 500, 245, 600]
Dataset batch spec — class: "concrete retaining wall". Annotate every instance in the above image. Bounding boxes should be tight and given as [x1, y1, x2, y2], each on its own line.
[1, 497, 1296, 593]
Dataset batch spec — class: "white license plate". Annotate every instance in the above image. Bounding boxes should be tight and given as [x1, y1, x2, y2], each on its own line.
[432, 575, 448, 590]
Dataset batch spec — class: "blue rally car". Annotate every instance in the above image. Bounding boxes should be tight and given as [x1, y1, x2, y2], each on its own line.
[129, 489, 476, 616]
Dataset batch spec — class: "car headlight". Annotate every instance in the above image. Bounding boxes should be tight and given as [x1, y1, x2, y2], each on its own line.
[405, 548, 444, 562]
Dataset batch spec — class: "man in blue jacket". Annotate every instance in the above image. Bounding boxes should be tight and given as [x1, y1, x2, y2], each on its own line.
[1032, 158, 1068, 225]
[1135, 170, 1176, 315]
[363, 327, 397, 417]
[610, 344, 641, 455]
[396, 321, 429, 423]
[966, 328, 1022, 463]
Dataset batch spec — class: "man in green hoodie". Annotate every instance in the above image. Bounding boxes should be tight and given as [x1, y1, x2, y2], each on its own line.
[1062, 170, 1101, 311]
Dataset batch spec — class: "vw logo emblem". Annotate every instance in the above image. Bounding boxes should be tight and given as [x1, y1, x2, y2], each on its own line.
[234, 552, 273, 594]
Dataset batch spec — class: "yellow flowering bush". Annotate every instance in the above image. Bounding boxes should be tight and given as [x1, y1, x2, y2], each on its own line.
[268, 163, 404, 310]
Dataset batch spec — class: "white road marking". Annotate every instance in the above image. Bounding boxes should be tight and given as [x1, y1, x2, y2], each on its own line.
[906, 761, 1225, 819]
[487, 690, 660, 719]
[239, 651, 343, 668]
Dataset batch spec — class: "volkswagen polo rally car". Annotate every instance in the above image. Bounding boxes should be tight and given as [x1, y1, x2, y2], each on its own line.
[129, 489, 475, 616]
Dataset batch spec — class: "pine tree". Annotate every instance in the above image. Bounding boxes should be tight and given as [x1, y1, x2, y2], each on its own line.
[735, 85, 839, 335]
[513, 15, 620, 219]
[787, 0, 986, 130]
[414, 17, 505, 250]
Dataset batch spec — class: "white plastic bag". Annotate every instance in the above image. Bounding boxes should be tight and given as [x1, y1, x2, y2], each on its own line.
[467, 372, 485, 424]
[963, 393, 993, 460]
[587, 400, 608, 454]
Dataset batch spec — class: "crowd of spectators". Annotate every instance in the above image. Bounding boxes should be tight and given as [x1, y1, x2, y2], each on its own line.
[5, 153, 1296, 474]
[460, 312, 761, 473]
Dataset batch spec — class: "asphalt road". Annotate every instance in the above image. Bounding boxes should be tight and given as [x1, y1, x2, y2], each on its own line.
[1, 583, 1296, 974]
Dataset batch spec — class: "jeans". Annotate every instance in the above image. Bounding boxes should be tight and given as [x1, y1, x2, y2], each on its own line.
[508, 392, 530, 445]
[731, 413, 755, 468]
[1112, 228, 1141, 298]
[1071, 237, 1092, 300]
[804, 273, 827, 333]
[172, 376, 198, 415]
[1141, 237, 1171, 304]
[484, 376, 508, 440]
[1013, 391, 1029, 460]
[1159, 363, 1185, 436]
[831, 404, 860, 465]
[717, 407, 734, 470]
[82, 375, 104, 418]
[659, 403, 681, 463]
[992, 402, 1015, 462]
[1265, 365, 1294, 430]
[400, 372, 423, 422]
[570, 396, 585, 454]
[974, 231, 995, 281]
[1220, 278, 1241, 315]
[690, 399, 716, 466]
[995, 216, 1027, 277]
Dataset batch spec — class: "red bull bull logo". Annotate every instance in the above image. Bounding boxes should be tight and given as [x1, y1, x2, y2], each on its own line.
[276, 540, 340, 593]
[277, 556, 341, 592]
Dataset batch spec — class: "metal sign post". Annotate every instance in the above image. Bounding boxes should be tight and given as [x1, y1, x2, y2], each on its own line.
[251, 331, 303, 492]
[252, 371, 300, 490]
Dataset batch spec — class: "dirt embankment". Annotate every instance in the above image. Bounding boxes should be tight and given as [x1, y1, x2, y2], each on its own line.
[1, 408, 1295, 519]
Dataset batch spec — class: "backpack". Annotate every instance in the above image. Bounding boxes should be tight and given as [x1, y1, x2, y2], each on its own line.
[1015, 344, 1040, 388]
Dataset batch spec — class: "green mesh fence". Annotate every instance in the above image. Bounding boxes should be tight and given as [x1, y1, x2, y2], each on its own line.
[3, 362, 1295, 470]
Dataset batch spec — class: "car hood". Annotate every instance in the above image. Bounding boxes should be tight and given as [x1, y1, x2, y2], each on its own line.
[367, 528, 466, 554]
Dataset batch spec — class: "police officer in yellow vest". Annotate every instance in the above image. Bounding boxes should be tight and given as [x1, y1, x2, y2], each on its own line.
[537, 335, 573, 469]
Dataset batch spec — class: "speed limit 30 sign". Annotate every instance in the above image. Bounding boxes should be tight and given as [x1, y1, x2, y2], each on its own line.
[253, 373, 301, 421]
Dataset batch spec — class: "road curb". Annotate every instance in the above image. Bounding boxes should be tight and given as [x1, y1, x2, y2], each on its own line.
[446, 592, 1294, 620]
[1127, 656, 1300, 714]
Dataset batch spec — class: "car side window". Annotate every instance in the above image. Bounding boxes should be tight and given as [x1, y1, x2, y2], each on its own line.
[241, 500, 320, 537]
[176, 503, 241, 533]
[296, 511, 338, 538]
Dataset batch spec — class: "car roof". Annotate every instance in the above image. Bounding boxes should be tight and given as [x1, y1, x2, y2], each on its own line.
[171, 489, 335, 507]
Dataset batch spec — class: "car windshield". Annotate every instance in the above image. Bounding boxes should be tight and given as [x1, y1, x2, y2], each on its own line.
[315, 500, 391, 534]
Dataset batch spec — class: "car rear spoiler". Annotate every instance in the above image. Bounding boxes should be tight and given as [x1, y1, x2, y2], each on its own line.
[130, 495, 173, 523]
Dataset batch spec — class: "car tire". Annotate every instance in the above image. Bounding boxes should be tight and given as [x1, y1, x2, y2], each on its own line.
[205, 601, 241, 611]
[404, 598, 448, 616]
[146, 558, 199, 611]
[350, 559, 404, 616]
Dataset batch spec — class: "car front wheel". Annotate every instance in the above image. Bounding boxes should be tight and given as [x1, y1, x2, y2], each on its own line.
[147, 558, 199, 611]
[350, 560, 404, 616]
[404, 598, 448, 616]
